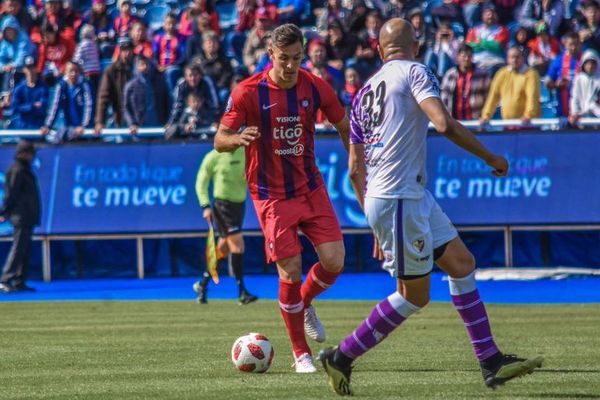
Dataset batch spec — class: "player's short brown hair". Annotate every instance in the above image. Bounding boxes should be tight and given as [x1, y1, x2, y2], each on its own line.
[270, 23, 304, 49]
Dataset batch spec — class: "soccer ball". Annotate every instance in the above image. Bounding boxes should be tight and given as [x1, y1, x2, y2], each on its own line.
[231, 333, 274, 373]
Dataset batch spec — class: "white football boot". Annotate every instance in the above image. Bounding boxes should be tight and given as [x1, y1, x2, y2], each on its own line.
[293, 352, 318, 373]
[304, 305, 326, 342]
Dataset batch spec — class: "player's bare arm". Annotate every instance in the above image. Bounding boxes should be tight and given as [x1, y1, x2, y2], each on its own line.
[419, 97, 509, 177]
[348, 143, 366, 210]
[333, 116, 351, 152]
[214, 125, 261, 152]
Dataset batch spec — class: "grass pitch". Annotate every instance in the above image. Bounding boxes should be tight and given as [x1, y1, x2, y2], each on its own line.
[0, 300, 599, 400]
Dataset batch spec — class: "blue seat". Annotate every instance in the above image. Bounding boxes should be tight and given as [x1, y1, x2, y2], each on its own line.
[216, 1, 238, 30]
[145, 5, 171, 32]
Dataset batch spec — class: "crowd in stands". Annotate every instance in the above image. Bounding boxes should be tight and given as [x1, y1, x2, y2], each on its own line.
[1, 0, 600, 141]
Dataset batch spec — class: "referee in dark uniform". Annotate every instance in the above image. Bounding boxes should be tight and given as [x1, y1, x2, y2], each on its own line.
[193, 147, 257, 305]
[0, 141, 41, 293]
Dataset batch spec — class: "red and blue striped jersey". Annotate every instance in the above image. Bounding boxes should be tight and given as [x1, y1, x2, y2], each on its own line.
[152, 33, 184, 68]
[221, 68, 346, 200]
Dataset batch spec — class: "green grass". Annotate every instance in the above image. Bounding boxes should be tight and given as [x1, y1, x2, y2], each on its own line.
[0, 301, 599, 400]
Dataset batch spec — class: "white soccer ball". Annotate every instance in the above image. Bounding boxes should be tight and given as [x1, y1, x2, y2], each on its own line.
[231, 332, 274, 373]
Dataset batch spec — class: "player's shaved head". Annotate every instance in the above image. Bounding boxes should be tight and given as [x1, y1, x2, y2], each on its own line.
[378, 18, 418, 62]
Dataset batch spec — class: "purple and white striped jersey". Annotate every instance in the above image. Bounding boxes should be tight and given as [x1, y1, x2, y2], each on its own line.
[350, 60, 440, 200]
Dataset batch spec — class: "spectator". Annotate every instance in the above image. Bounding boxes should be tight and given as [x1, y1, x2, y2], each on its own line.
[510, 26, 532, 61]
[37, 23, 76, 85]
[518, 0, 565, 37]
[235, 0, 258, 33]
[493, 0, 521, 25]
[324, 18, 358, 70]
[0, 16, 33, 92]
[153, 13, 185, 94]
[166, 92, 215, 139]
[0, 0, 34, 33]
[42, 61, 93, 143]
[179, 0, 220, 38]
[527, 23, 561, 75]
[569, 49, 600, 125]
[276, 0, 306, 25]
[441, 44, 491, 120]
[480, 46, 541, 124]
[345, 0, 371, 35]
[81, 0, 115, 59]
[339, 66, 362, 110]
[73, 24, 102, 99]
[576, 0, 600, 52]
[351, 10, 383, 78]
[167, 63, 220, 130]
[196, 30, 233, 103]
[408, 7, 435, 62]
[463, 0, 483, 29]
[30, 0, 79, 44]
[113, 0, 138, 39]
[383, 0, 421, 20]
[0, 140, 40, 293]
[316, 0, 348, 33]
[10, 56, 48, 129]
[425, 20, 462, 79]
[123, 55, 168, 135]
[465, 3, 510, 73]
[95, 36, 134, 133]
[113, 20, 152, 61]
[243, 7, 275, 73]
[305, 39, 344, 92]
[546, 32, 582, 117]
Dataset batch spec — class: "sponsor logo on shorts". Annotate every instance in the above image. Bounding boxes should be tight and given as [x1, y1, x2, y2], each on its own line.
[228, 226, 239, 232]
[412, 239, 425, 253]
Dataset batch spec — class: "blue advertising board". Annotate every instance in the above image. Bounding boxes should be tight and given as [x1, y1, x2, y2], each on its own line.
[0, 131, 599, 236]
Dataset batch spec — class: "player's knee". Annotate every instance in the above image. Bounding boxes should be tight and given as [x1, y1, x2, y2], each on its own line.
[404, 290, 430, 308]
[456, 251, 476, 276]
[227, 234, 244, 253]
[319, 250, 345, 272]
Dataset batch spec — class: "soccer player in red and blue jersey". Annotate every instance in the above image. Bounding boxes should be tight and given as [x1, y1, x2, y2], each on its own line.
[215, 23, 351, 373]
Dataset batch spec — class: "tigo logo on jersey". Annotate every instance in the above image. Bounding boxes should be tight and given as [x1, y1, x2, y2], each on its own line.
[272, 115, 304, 155]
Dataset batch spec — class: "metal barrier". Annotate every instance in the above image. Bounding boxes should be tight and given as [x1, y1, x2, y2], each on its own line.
[2, 117, 600, 139]
[3, 225, 599, 281]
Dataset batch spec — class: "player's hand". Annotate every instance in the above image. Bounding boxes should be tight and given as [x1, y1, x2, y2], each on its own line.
[568, 113, 580, 126]
[238, 126, 260, 146]
[372, 235, 384, 261]
[40, 126, 49, 136]
[487, 155, 509, 177]
[203, 208, 213, 224]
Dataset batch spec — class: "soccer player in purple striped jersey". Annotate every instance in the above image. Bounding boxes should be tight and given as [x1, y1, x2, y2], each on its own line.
[318, 18, 544, 396]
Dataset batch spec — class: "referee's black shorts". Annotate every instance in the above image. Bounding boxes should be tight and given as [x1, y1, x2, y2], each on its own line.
[213, 199, 245, 238]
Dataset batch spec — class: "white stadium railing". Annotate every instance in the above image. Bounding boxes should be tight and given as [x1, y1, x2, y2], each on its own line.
[1, 117, 600, 139]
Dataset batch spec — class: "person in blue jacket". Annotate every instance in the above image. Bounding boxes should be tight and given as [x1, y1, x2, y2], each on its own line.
[41, 61, 93, 143]
[0, 15, 33, 92]
[10, 56, 49, 129]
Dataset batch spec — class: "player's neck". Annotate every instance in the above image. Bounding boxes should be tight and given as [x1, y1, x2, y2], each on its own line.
[268, 69, 297, 90]
[384, 53, 414, 63]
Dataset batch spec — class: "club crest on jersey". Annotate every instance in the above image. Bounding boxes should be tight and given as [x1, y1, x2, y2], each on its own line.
[412, 239, 425, 253]
[300, 98, 310, 109]
[225, 96, 233, 112]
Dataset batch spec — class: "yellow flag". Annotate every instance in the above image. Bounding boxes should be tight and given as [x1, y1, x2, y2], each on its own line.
[206, 223, 219, 284]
